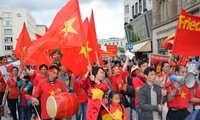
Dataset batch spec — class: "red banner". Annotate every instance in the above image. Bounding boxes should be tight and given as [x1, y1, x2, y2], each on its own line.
[149, 53, 169, 73]
[172, 9, 200, 56]
[97, 44, 117, 57]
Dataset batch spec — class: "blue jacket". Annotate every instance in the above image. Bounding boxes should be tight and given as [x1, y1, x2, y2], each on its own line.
[17, 80, 32, 106]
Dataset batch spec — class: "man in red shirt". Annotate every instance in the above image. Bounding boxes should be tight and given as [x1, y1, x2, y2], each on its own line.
[132, 60, 148, 120]
[32, 65, 67, 120]
[166, 66, 200, 120]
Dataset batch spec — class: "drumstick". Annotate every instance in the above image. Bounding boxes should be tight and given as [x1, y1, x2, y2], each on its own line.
[33, 105, 42, 120]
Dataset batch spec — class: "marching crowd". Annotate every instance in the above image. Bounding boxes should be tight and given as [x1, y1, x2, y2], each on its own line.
[0, 55, 200, 120]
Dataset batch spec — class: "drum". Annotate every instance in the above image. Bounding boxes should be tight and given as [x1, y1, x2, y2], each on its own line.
[46, 92, 79, 118]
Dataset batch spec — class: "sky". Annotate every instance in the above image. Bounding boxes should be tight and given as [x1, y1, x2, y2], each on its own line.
[0, 0, 125, 39]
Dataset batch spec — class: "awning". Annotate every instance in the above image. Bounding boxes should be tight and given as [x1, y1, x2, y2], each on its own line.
[132, 41, 151, 52]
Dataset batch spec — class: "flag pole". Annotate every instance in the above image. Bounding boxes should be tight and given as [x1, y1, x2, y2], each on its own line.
[101, 103, 117, 120]
[33, 105, 41, 120]
[95, 51, 100, 67]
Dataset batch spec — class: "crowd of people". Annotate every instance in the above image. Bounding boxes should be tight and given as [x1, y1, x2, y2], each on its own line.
[0, 55, 200, 120]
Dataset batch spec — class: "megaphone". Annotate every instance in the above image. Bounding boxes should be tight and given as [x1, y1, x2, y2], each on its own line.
[170, 72, 196, 88]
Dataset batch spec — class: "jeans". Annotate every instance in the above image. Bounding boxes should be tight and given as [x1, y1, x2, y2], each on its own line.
[135, 106, 141, 120]
[76, 102, 87, 120]
[7, 98, 18, 120]
[19, 106, 31, 120]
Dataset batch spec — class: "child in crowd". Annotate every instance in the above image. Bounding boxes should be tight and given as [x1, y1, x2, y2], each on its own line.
[107, 90, 128, 120]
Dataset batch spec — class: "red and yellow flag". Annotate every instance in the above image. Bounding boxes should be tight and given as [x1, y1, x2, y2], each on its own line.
[172, 9, 200, 56]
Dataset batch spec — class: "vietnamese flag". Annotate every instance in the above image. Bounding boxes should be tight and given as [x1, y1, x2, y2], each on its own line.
[172, 9, 200, 56]
[89, 10, 103, 66]
[176, 56, 188, 66]
[60, 18, 94, 75]
[162, 34, 175, 50]
[14, 23, 32, 66]
[35, 0, 84, 50]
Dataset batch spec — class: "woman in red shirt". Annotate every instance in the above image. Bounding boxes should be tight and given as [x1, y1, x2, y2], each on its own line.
[3, 67, 20, 120]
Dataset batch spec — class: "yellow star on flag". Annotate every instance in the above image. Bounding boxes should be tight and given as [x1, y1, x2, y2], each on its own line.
[62, 17, 78, 37]
[113, 109, 123, 120]
[181, 91, 186, 99]
[79, 41, 92, 58]
[49, 90, 56, 96]
[91, 88, 104, 100]
[22, 46, 28, 56]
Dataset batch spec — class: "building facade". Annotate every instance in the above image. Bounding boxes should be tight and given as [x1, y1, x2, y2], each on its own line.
[152, 0, 200, 55]
[0, 8, 36, 58]
[36, 25, 48, 36]
[98, 37, 127, 49]
[124, 0, 152, 23]
[124, 0, 153, 60]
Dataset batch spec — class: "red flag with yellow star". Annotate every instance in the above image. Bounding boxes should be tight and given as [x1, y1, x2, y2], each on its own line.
[60, 18, 94, 75]
[33, 0, 84, 50]
[14, 23, 32, 66]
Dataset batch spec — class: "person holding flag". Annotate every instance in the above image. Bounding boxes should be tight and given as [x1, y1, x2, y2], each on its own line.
[80, 65, 108, 120]
[31, 65, 67, 120]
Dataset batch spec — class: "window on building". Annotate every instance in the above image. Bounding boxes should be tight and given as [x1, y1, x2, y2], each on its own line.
[139, 0, 142, 13]
[5, 45, 13, 51]
[143, 0, 147, 10]
[3, 12, 12, 18]
[4, 37, 13, 43]
[132, 5, 135, 18]
[157, 38, 167, 55]
[121, 42, 123, 46]
[4, 29, 12, 35]
[116, 42, 118, 45]
[135, 2, 138, 15]
[125, 5, 129, 14]
[3, 21, 12, 27]
[5, 55, 12, 58]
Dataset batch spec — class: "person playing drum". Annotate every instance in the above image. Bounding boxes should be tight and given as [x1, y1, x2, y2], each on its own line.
[32, 65, 67, 120]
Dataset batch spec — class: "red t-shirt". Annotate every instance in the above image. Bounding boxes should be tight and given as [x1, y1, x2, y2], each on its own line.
[167, 82, 193, 109]
[20, 86, 28, 106]
[33, 75, 47, 87]
[33, 79, 67, 119]
[109, 71, 125, 91]
[0, 74, 6, 92]
[7, 77, 20, 99]
[195, 88, 200, 106]
[132, 74, 146, 106]
[74, 77, 88, 103]
[109, 104, 128, 120]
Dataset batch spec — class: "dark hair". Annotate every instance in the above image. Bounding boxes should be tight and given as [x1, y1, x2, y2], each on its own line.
[114, 60, 121, 67]
[92, 66, 104, 77]
[39, 64, 48, 70]
[175, 65, 185, 72]
[161, 62, 169, 71]
[108, 91, 120, 103]
[49, 65, 59, 71]
[12, 66, 19, 71]
[144, 67, 156, 75]
[0, 56, 7, 60]
[138, 60, 147, 67]
[23, 76, 30, 84]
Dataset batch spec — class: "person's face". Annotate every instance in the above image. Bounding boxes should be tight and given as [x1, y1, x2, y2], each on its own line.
[49, 71, 58, 80]
[146, 71, 156, 83]
[11, 68, 18, 76]
[112, 67, 120, 75]
[1, 58, 7, 65]
[139, 63, 148, 73]
[162, 63, 170, 73]
[96, 68, 105, 81]
[60, 66, 67, 73]
[40, 66, 47, 75]
[110, 94, 120, 106]
[177, 67, 187, 76]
